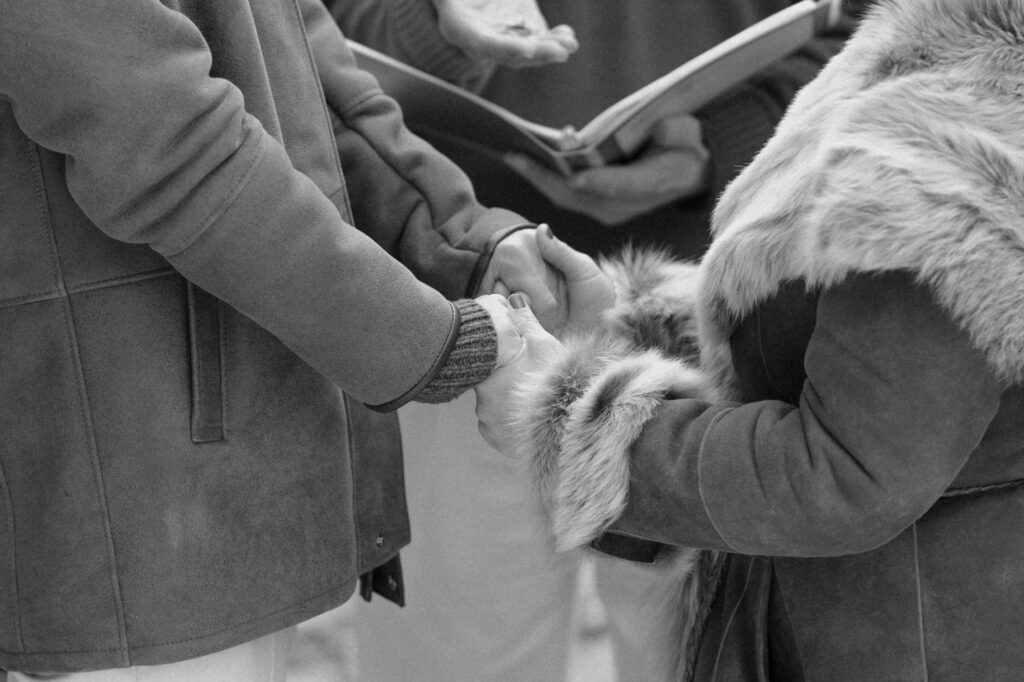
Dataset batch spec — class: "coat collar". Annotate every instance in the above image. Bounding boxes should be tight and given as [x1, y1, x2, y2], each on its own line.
[698, 0, 1024, 396]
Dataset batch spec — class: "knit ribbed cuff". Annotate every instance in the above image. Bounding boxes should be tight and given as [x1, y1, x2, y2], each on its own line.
[416, 298, 498, 403]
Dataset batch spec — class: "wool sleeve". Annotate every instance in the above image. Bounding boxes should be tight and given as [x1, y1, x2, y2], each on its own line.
[298, 0, 530, 300]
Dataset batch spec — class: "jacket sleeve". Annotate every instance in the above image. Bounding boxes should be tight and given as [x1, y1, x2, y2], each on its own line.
[526, 274, 1003, 555]
[299, 0, 527, 300]
[608, 276, 1002, 556]
[0, 0, 470, 407]
[697, 0, 872, 199]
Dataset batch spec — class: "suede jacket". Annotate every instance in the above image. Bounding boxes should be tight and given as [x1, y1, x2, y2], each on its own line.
[516, 1, 1024, 679]
[0, 0, 526, 673]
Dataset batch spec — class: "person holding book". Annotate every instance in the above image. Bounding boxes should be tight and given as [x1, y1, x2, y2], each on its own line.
[0, 0, 568, 679]
[481, 0, 1024, 679]
[343, 1, 863, 259]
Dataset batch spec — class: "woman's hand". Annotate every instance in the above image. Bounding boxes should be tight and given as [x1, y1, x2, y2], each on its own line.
[474, 293, 562, 455]
[534, 224, 616, 335]
[432, 0, 578, 68]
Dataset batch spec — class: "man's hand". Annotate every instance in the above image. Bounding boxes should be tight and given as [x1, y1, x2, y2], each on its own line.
[475, 293, 562, 455]
[478, 227, 562, 333]
[505, 115, 710, 226]
[534, 225, 615, 334]
[432, 0, 578, 68]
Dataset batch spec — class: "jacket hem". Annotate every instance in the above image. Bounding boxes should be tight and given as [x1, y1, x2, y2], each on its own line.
[0, 579, 359, 674]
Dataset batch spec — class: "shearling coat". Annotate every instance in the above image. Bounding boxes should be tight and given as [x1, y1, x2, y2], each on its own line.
[0, 0, 527, 673]
[516, 0, 1024, 679]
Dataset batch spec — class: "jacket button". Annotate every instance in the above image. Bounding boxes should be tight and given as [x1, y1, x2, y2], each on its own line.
[387, 576, 398, 591]
[375, 534, 384, 547]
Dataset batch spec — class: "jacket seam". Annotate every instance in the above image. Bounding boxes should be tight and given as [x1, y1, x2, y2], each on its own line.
[188, 286, 206, 441]
[161, 129, 268, 258]
[0, 441, 23, 661]
[754, 307, 784, 397]
[1, 270, 182, 310]
[288, 0, 348, 189]
[342, 393, 363, 578]
[29, 143, 130, 665]
[912, 524, 929, 681]
[327, 184, 355, 228]
[68, 268, 177, 294]
[0, 269, 178, 309]
[708, 557, 756, 678]
[771, 573, 808, 679]
[695, 407, 743, 552]
[218, 301, 230, 440]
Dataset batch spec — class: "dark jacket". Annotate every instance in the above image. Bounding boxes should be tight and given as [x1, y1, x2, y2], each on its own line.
[517, 1, 1024, 679]
[0, 0, 524, 672]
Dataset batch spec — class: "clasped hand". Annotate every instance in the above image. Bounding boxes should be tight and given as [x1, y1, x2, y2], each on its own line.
[475, 227, 616, 455]
[505, 114, 710, 226]
[473, 292, 561, 454]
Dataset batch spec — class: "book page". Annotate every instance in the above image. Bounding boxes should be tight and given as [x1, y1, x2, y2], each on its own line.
[566, 0, 835, 162]
[348, 42, 578, 173]
[349, 0, 839, 175]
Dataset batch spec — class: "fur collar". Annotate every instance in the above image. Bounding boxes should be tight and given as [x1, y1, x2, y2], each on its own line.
[701, 0, 1024, 396]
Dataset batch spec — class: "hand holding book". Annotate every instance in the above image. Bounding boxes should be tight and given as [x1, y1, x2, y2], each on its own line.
[350, 0, 842, 175]
[505, 114, 711, 227]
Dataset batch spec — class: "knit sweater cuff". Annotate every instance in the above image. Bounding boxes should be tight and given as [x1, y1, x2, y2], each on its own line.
[416, 298, 497, 403]
[388, 0, 496, 91]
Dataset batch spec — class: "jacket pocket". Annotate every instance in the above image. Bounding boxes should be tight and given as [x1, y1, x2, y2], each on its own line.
[187, 282, 225, 442]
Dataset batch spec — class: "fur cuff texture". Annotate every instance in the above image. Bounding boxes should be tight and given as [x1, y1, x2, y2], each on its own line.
[513, 333, 715, 551]
[599, 247, 703, 363]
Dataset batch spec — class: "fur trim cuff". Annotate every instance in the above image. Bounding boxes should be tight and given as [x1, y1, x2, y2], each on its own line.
[514, 333, 715, 551]
[513, 334, 635, 515]
[600, 247, 703, 362]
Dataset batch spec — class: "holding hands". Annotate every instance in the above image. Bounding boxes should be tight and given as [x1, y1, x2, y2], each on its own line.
[479, 224, 615, 336]
[474, 292, 561, 454]
[533, 224, 615, 335]
[475, 225, 618, 455]
[478, 227, 561, 330]
[431, 0, 578, 68]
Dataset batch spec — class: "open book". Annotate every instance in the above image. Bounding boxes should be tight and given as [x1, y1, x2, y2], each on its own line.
[349, 0, 842, 175]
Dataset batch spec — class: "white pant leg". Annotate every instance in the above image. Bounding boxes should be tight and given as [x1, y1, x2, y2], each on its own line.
[287, 597, 358, 682]
[7, 626, 296, 682]
[347, 394, 579, 682]
[594, 552, 689, 682]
